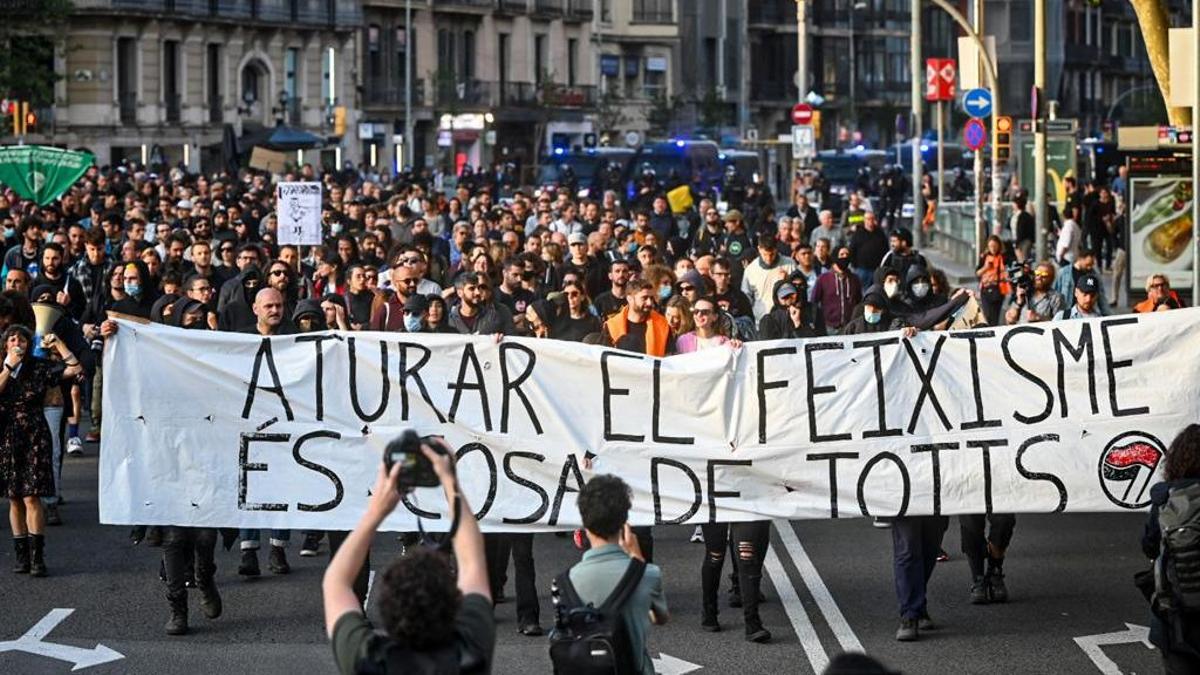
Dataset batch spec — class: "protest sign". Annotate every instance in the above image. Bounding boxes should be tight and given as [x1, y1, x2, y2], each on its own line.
[100, 310, 1200, 532]
[275, 181, 322, 245]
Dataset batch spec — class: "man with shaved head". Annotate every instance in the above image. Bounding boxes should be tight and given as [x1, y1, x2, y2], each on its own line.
[236, 286, 293, 577]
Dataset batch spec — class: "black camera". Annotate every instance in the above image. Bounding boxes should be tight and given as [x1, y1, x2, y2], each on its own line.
[1007, 261, 1033, 295]
[383, 430, 441, 492]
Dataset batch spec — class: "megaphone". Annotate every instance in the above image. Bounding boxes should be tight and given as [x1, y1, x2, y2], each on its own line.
[31, 302, 64, 358]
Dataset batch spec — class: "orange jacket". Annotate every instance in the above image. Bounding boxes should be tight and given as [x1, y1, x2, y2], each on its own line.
[605, 306, 670, 357]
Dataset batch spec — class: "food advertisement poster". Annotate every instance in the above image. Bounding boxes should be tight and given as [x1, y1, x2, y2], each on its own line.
[1129, 176, 1194, 290]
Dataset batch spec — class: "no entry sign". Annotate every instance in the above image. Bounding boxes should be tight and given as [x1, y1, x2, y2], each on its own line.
[791, 103, 814, 126]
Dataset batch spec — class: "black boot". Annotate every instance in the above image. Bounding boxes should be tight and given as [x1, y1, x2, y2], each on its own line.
[268, 545, 290, 575]
[29, 534, 47, 577]
[165, 593, 188, 635]
[238, 549, 260, 577]
[987, 558, 1008, 603]
[198, 579, 222, 619]
[11, 536, 30, 574]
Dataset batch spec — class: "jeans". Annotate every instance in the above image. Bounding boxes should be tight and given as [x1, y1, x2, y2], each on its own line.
[41, 407, 64, 506]
[163, 526, 216, 604]
[484, 533, 512, 598]
[730, 521, 771, 631]
[959, 514, 1016, 578]
[239, 529, 290, 549]
[700, 523, 730, 620]
[510, 533, 539, 625]
[892, 516, 949, 620]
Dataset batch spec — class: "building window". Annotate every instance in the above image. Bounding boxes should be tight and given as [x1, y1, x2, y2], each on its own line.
[206, 43, 221, 122]
[600, 0, 611, 23]
[438, 29, 455, 78]
[117, 36, 138, 124]
[463, 30, 475, 82]
[600, 54, 620, 95]
[633, 0, 672, 24]
[499, 33, 510, 86]
[644, 55, 667, 97]
[1010, 1, 1031, 43]
[568, 38, 577, 86]
[724, 18, 740, 93]
[285, 48, 299, 100]
[535, 34, 547, 84]
[368, 25, 381, 85]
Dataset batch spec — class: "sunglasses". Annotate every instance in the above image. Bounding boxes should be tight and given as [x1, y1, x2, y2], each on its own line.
[269, 269, 288, 277]
[692, 308, 714, 316]
[679, 285, 695, 293]
[565, 291, 581, 298]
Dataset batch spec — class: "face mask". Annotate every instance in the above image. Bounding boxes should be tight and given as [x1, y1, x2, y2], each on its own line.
[658, 285, 672, 300]
[124, 283, 141, 297]
[2, 228, 12, 240]
[403, 315, 424, 332]
[835, 257, 850, 270]
[884, 281, 899, 298]
[912, 282, 931, 299]
[864, 310, 882, 325]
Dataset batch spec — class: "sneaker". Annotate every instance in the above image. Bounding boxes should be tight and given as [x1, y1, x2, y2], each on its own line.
[988, 569, 1008, 603]
[45, 505, 62, 526]
[299, 533, 321, 557]
[700, 616, 721, 632]
[518, 623, 544, 637]
[745, 626, 772, 643]
[85, 431, 100, 443]
[238, 550, 261, 577]
[872, 517, 893, 529]
[66, 437, 84, 455]
[918, 611, 936, 631]
[970, 575, 990, 604]
[690, 526, 704, 544]
[268, 545, 290, 575]
[896, 618, 919, 641]
[936, 548, 950, 562]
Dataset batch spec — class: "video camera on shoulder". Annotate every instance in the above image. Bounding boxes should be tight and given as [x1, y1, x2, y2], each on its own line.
[383, 430, 443, 492]
[1007, 260, 1033, 294]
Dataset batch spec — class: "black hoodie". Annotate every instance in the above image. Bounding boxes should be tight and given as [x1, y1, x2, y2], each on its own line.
[217, 266, 262, 332]
[758, 278, 819, 340]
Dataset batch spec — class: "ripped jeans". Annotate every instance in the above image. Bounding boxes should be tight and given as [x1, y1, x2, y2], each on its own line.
[700, 520, 771, 631]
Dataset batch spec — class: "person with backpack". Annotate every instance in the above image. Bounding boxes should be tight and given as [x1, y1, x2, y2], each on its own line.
[1141, 423, 1200, 673]
[324, 438, 494, 675]
[550, 474, 668, 675]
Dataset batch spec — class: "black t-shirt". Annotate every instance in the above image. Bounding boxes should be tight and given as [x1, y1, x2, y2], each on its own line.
[331, 594, 495, 675]
[552, 313, 601, 342]
[495, 286, 535, 317]
[593, 291, 627, 321]
[614, 320, 648, 353]
[346, 290, 375, 327]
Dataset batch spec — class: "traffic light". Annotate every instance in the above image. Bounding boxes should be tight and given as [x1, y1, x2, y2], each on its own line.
[332, 105, 346, 136]
[24, 107, 37, 134]
[995, 115, 1012, 163]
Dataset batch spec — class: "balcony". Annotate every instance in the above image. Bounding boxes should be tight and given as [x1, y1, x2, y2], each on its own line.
[533, 0, 563, 17]
[434, 0, 493, 11]
[118, 92, 137, 125]
[631, 0, 672, 23]
[566, 0, 592, 20]
[364, 78, 428, 107]
[748, 0, 788, 25]
[494, 0, 527, 13]
[541, 84, 598, 107]
[499, 81, 539, 107]
[435, 79, 495, 107]
[74, 0, 362, 30]
[164, 93, 181, 123]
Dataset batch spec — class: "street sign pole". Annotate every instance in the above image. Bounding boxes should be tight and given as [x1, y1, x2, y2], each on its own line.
[973, 0, 985, 256]
[1194, 0, 1199, 304]
[911, 0, 924, 249]
[937, 100, 945, 212]
[1034, 0, 1047, 262]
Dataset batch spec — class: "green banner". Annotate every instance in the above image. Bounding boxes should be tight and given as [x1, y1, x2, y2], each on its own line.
[0, 145, 94, 206]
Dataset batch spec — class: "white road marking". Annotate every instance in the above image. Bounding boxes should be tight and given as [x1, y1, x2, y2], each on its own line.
[652, 652, 703, 674]
[773, 520, 864, 652]
[364, 570, 376, 609]
[1073, 623, 1154, 675]
[0, 608, 124, 671]
[763, 547, 827, 673]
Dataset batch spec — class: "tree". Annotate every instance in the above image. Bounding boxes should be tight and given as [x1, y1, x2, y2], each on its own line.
[0, 0, 72, 106]
[646, 92, 684, 138]
[697, 87, 730, 137]
[1128, 0, 1190, 126]
[594, 90, 628, 142]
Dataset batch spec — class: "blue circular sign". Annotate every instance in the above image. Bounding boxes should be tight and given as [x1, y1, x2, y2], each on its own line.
[962, 88, 993, 119]
[963, 119, 987, 151]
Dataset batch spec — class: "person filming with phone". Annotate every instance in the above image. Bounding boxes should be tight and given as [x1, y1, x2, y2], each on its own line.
[323, 434, 495, 674]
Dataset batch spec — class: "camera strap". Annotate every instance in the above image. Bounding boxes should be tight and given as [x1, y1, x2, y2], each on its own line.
[412, 485, 462, 553]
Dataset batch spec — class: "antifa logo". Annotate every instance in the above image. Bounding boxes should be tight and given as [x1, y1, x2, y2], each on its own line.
[1098, 432, 1165, 509]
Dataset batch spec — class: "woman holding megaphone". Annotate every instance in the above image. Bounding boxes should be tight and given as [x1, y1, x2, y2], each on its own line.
[0, 325, 82, 577]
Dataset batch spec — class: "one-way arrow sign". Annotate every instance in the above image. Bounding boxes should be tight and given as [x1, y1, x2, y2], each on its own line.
[1073, 623, 1154, 675]
[962, 88, 993, 119]
[0, 608, 124, 671]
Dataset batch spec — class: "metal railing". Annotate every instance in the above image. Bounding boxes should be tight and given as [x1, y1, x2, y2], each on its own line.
[495, 0, 527, 12]
[567, 0, 592, 19]
[498, 81, 539, 106]
[533, 0, 562, 15]
[76, 0, 361, 29]
[435, 79, 494, 106]
[164, 93, 181, 123]
[933, 201, 1015, 267]
[363, 78, 427, 107]
[118, 92, 137, 125]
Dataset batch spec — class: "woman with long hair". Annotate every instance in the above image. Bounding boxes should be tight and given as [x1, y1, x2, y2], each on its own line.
[551, 280, 600, 342]
[1, 325, 83, 577]
[975, 235, 1010, 326]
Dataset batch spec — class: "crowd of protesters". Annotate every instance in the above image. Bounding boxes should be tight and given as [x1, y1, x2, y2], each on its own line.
[0, 156, 1190, 671]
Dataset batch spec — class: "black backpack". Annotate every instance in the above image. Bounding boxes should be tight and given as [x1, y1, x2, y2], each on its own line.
[548, 559, 646, 675]
[1154, 482, 1200, 617]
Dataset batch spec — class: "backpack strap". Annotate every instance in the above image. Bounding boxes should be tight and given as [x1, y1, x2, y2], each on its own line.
[554, 568, 585, 610]
[598, 559, 647, 616]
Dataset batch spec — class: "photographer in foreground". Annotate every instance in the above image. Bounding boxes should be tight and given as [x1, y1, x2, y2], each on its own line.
[323, 437, 494, 674]
[1003, 261, 1065, 325]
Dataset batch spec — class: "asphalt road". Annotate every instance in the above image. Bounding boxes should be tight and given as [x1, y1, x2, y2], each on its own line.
[0, 441, 1162, 675]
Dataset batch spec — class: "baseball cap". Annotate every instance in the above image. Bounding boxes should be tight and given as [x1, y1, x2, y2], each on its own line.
[776, 283, 799, 301]
[567, 232, 587, 246]
[1077, 274, 1100, 295]
[176, 199, 193, 210]
[403, 294, 430, 314]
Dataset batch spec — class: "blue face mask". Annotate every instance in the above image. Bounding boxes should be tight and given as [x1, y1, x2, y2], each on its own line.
[864, 310, 882, 325]
[659, 285, 672, 300]
[2, 227, 13, 240]
[403, 314, 424, 332]
[124, 283, 141, 297]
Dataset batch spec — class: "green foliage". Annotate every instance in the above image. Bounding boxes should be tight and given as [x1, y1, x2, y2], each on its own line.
[697, 87, 730, 135]
[646, 91, 684, 137]
[0, 0, 72, 105]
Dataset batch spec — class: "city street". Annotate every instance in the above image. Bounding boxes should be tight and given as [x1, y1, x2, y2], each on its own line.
[0, 443, 1161, 675]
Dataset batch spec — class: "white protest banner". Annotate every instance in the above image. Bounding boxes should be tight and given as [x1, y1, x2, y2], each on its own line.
[100, 310, 1200, 532]
[275, 181, 323, 245]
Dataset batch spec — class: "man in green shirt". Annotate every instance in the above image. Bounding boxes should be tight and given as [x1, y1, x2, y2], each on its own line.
[567, 475, 670, 675]
[324, 439, 494, 674]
